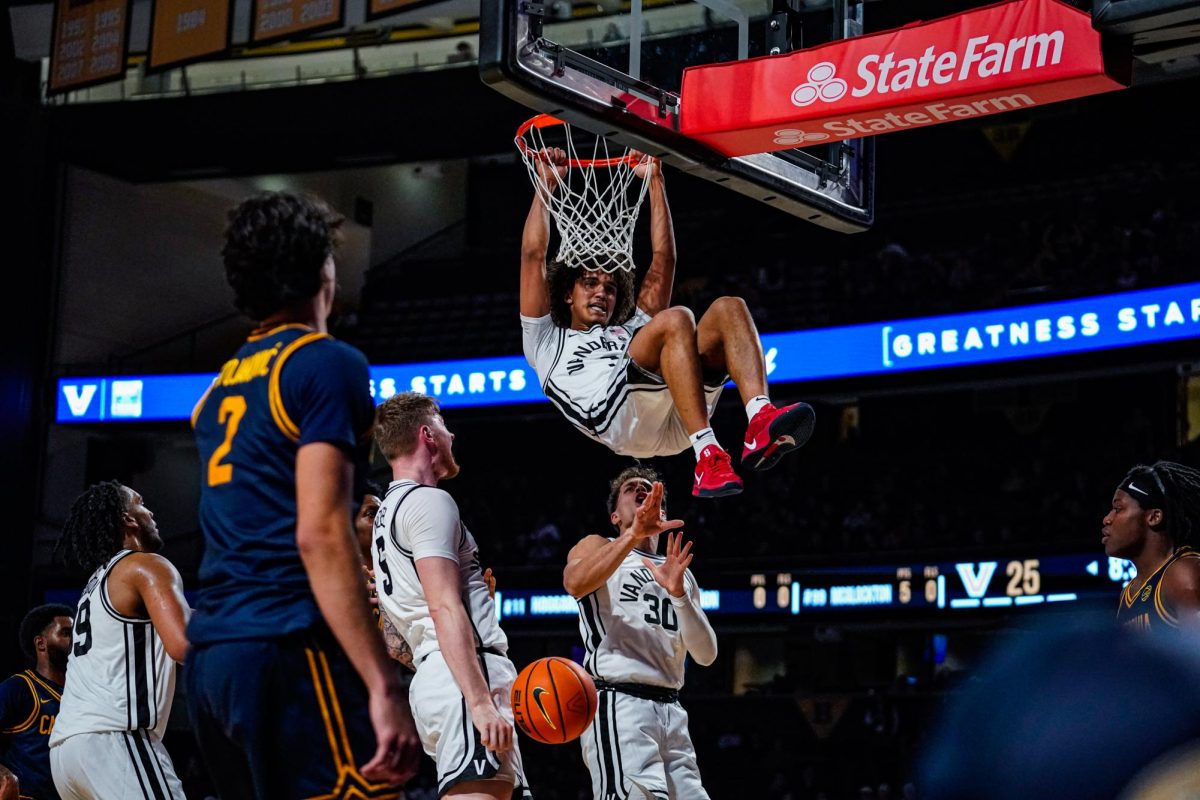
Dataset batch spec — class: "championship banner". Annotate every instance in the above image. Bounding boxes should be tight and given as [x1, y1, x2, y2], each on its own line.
[367, 0, 428, 18]
[149, 0, 231, 70]
[251, 0, 342, 44]
[680, 0, 1126, 156]
[48, 0, 129, 94]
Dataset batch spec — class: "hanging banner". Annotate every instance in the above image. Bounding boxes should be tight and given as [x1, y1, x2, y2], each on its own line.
[251, 0, 343, 44]
[367, 0, 430, 18]
[48, 0, 130, 94]
[680, 0, 1126, 156]
[149, 0, 231, 70]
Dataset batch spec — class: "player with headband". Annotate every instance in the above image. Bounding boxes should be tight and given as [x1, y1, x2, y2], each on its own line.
[1104, 460, 1200, 631]
[517, 134, 815, 498]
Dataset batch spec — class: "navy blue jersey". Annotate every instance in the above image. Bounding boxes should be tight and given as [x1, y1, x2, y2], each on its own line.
[1117, 546, 1200, 632]
[190, 323, 374, 644]
[0, 669, 62, 800]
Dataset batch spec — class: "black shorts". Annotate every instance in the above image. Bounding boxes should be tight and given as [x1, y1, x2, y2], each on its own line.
[185, 627, 400, 800]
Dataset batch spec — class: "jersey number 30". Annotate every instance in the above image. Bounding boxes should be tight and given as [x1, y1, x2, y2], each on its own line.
[207, 396, 247, 487]
[643, 594, 678, 630]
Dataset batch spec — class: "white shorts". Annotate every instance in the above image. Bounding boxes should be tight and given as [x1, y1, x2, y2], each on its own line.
[593, 362, 725, 459]
[580, 688, 709, 800]
[410, 650, 533, 798]
[51, 729, 184, 800]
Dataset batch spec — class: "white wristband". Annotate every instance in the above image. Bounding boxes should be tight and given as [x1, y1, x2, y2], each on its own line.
[668, 592, 691, 608]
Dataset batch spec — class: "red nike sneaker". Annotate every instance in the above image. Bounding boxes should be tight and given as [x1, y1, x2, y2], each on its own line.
[742, 402, 816, 471]
[693, 445, 743, 498]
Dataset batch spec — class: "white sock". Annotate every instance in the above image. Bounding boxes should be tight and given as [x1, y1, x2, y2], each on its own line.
[689, 427, 719, 458]
[746, 395, 771, 421]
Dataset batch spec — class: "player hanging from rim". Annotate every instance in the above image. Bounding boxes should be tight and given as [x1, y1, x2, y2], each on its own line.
[49, 482, 189, 800]
[519, 147, 815, 498]
[563, 466, 718, 799]
[1105, 460, 1200, 631]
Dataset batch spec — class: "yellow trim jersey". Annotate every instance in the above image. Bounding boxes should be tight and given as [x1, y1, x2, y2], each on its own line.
[0, 669, 62, 800]
[190, 324, 374, 644]
[1116, 547, 1200, 632]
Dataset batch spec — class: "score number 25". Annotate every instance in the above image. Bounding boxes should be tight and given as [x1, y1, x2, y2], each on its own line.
[1005, 559, 1041, 596]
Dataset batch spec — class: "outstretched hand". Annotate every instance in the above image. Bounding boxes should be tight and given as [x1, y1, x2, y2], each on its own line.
[643, 531, 693, 598]
[536, 147, 568, 191]
[629, 482, 684, 541]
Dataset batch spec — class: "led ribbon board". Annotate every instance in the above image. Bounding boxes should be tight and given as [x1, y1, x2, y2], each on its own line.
[57, 282, 1200, 422]
[679, 0, 1127, 156]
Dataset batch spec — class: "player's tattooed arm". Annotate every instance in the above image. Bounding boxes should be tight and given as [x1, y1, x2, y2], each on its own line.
[381, 615, 416, 672]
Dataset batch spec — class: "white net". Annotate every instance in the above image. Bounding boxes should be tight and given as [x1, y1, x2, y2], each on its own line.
[516, 115, 652, 273]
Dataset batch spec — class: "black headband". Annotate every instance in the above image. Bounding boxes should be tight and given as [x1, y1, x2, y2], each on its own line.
[1121, 469, 1167, 510]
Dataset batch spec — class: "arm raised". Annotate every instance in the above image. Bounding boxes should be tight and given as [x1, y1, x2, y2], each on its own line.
[633, 159, 676, 317]
[520, 148, 567, 318]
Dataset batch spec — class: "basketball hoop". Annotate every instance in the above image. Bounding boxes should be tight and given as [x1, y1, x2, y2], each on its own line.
[515, 114, 651, 273]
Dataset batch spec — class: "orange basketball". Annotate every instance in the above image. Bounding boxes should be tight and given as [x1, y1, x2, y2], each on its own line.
[510, 656, 597, 744]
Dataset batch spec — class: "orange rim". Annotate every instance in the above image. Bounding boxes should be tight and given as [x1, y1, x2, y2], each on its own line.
[516, 114, 643, 169]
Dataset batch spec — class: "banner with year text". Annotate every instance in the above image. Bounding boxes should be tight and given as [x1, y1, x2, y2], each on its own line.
[48, 0, 129, 94]
[149, 0, 231, 70]
[251, 0, 343, 44]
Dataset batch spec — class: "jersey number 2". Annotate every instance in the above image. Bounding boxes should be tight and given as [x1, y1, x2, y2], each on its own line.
[207, 395, 247, 487]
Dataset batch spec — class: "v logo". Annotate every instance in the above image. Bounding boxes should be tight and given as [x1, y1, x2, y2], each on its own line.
[473, 759, 488, 774]
[956, 562, 997, 599]
[62, 384, 97, 416]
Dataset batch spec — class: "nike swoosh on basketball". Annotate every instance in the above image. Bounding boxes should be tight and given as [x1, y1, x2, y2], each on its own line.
[531, 687, 557, 729]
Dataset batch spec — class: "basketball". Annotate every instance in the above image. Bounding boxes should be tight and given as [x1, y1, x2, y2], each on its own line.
[511, 657, 598, 745]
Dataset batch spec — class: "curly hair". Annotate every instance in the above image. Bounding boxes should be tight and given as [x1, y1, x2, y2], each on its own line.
[546, 261, 636, 329]
[607, 464, 665, 518]
[18, 603, 74, 662]
[222, 192, 344, 321]
[57, 480, 129, 574]
[1121, 460, 1200, 548]
[374, 392, 441, 460]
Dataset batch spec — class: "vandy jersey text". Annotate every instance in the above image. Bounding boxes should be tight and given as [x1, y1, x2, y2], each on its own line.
[577, 545, 706, 689]
[372, 481, 507, 665]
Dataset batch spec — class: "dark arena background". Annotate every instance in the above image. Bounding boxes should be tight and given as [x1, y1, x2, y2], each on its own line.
[5, 0, 1200, 796]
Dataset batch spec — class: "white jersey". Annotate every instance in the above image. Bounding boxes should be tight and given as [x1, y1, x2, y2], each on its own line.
[373, 480, 507, 666]
[521, 309, 724, 458]
[50, 551, 177, 746]
[521, 309, 651, 435]
[577, 545, 704, 690]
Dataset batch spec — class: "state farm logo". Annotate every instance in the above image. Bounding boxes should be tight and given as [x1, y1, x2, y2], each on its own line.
[773, 128, 830, 145]
[786, 33, 1066, 108]
[790, 62, 848, 107]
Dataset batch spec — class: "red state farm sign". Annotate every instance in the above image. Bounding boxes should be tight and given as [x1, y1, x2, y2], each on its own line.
[679, 0, 1126, 157]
